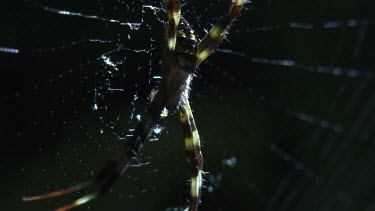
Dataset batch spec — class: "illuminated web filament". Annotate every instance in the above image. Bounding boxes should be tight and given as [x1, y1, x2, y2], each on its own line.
[0, 47, 19, 54]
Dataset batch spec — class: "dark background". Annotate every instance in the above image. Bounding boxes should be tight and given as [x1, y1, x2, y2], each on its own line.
[1, 0, 375, 210]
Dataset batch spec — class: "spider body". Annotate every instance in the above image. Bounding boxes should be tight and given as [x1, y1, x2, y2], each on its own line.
[162, 17, 197, 110]
[23, 1, 246, 210]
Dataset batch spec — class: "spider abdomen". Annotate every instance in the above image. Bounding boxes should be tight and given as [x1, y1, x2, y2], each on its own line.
[161, 18, 197, 111]
[174, 18, 198, 73]
[159, 66, 191, 112]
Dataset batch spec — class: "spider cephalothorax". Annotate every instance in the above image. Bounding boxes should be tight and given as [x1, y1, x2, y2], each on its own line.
[173, 18, 198, 72]
[24, 1, 246, 210]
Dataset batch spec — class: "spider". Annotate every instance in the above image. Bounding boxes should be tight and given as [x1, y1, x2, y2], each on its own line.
[23, 0, 246, 210]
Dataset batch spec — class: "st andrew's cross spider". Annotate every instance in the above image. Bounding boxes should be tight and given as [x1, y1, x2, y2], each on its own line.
[23, 0, 247, 210]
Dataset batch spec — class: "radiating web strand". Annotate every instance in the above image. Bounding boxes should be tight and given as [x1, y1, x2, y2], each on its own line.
[1, 39, 114, 55]
[236, 18, 374, 33]
[216, 48, 375, 80]
[0, 47, 20, 54]
[32, 39, 114, 54]
[24, 0, 164, 29]
[205, 61, 343, 133]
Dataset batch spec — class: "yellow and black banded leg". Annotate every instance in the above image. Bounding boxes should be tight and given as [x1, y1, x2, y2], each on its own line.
[197, 0, 246, 65]
[165, 0, 181, 51]
[23, 89, 169, 211]
[179, 94, 203, 211]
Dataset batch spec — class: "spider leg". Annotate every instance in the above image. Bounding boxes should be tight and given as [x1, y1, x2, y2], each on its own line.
[151, 89, 169, 117]
[179, 93, 203, 211]
[23, 90, 168, 210]
[22, 181, 93, 202]
[196, 0, 246, 65]
[165, 0, 182, 51]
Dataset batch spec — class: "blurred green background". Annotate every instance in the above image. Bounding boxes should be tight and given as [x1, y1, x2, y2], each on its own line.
[1, 0, 375, 210]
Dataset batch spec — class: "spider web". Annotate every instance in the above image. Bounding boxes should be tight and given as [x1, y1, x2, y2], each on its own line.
[1, 0, 375, 210]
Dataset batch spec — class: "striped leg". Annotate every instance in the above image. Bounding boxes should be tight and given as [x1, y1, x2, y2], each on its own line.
[197, 0, 246, 65]
[23, 88, 168, 211]
[165, 0, 181, 51]
[179, 94, 203, 211]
